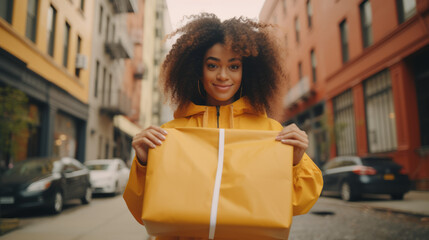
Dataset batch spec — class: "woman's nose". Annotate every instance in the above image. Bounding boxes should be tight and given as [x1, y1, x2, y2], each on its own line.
[217, 68, 229, 81]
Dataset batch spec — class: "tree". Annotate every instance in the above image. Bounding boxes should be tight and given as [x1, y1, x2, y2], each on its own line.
[0, 86, 35, 170]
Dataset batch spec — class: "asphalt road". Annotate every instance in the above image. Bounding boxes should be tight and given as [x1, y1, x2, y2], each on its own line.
[1, 195, 428, 240]
[0, 194, 150, 240]
[290, 197, 429, 240]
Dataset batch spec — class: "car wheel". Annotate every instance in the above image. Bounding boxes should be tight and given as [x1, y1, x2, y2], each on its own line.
[391, 193, 404, 200]
[341, 182, 358, 201]
[50, 191, 63, 214]
[112, 181, 120, 196]
[81, 186, 92, 204]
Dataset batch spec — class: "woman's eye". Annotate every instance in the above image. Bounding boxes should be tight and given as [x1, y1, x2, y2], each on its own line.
[230, 65, 241, 70]
[207, 64, 217, 69]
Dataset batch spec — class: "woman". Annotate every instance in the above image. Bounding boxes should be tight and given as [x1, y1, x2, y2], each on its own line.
[124, 13, 323, 239]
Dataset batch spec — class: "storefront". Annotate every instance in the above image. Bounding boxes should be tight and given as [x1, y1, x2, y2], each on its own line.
[0, 48, 88, 167]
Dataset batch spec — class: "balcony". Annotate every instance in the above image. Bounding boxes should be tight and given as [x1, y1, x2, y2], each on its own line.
[133, 62, 145, 80]
[105, 39, 132, 59]
[100, 89, 131, 117]
[131, 28, 143, 45]
[284, 77, 314, 108]
[110, 0, 137, 13]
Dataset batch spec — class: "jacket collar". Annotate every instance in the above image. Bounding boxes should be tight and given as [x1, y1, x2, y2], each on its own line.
[173, 97, 264, 119]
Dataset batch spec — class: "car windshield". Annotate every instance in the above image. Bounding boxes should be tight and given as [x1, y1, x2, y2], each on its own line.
[361, 157, 398, 167]
[86, 164, 110, 171]
[3, 159, 58, 176]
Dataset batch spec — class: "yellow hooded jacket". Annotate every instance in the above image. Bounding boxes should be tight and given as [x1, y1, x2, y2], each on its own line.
[123, 97, 323, 239]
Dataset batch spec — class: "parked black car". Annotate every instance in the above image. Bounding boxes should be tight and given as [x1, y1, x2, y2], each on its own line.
[322, 156, 410, 201]
[0, 157, 92, 215]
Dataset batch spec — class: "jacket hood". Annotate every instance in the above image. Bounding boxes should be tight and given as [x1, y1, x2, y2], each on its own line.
[173, 97, 264, 119]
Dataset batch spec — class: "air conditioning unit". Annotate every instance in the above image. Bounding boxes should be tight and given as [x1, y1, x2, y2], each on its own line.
[75, 54, 88, 69]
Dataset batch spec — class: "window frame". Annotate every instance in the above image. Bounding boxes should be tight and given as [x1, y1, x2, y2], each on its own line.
[333, 90, 357, 156]
[364, 70, 398, 153]
[396, 0, 417, 23]
[295, 17, 300, 43]
[47, 4, 57, 57]
[0, 0, 14, 24]
[26, 0, 39, 43]
[98, 5, 103, 34]
[310, 49, 317, 83]
[307, 0, 313, 28]
[360, 0, 373, 48]
[339, 19, 349, 63]
[75, 35, 82, 77]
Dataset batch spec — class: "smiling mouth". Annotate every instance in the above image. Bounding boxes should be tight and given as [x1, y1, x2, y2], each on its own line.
[213, 84, 232, 90]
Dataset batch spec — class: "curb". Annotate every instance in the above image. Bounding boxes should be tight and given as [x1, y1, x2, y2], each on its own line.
[0, 218, 20, 236]
[353, 204, 429, 218]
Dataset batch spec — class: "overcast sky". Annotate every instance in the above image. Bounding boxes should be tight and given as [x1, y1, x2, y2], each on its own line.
[165, 0, 266, 32]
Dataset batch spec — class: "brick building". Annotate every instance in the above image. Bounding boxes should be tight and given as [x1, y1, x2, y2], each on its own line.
[260, 0, 429, 190]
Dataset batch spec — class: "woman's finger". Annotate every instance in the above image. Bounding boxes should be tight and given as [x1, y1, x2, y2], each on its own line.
[148, 126, 168, 136]
[144, 131, 164, 146]
[280, 139, 308, 149]
[276, 131, 308, 142]
[277, 128, 306, 136]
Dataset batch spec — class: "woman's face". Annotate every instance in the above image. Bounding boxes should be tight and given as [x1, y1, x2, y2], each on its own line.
[202, 43, 242, 106]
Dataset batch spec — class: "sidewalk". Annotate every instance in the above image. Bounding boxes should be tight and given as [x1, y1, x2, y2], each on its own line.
[352, 191, 429, 217]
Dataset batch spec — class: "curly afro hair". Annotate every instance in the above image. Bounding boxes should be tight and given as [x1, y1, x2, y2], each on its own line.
[161, 13, 286, 114]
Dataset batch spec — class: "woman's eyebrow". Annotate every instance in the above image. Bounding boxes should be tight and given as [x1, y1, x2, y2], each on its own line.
[228, 58, 242, 62]
[206, 56, 220, 62]
[205, 57, 242, 62]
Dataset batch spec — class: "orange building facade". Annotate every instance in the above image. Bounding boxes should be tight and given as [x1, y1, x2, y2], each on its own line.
[260, 0, 429, 190]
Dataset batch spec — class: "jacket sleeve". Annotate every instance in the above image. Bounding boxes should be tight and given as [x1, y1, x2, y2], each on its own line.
[292, 153, 323, 216]
[123, 155, 147, 225]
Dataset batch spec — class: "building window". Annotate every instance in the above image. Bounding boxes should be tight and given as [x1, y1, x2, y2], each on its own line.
[63, 22, 70, 67]
[360, 0, 373, 48]
[397, 0, 416, 23]
[298, 62, 303, 80]
[295, 17, 300, 43]
[340, 19, 349, 63]
[106, 16, 110, 40]
[98, 135, 102, 159]
[307, 0, 313, 28]
[333, 90, 357, 155]
[47, 5, 56, 57]
[112, 24, 115, 41]
[53, 112, 77, 158]
[102, 67, 107, 104]
[364, 70, 397, 153]
[94, 60, 99, 97]
[25, 103, 42, 160]
[105, 142, 109, 158]
[75, 36, 82, 77]
[80, 0, 85, 11]
[26, 0, 38, 43]
[310, 49, 317, 83]
[98, 5, 103, 34]
[0, 0, 13, 23]
[108, 74, 112, 105]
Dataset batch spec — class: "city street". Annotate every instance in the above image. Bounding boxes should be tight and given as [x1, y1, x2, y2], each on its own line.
[1, 195, 428, 240]
[0, 195, 150, 240]
[290, 197, 429, 240]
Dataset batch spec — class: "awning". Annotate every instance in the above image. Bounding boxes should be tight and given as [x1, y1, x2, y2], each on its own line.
[113, 115, 142, 137]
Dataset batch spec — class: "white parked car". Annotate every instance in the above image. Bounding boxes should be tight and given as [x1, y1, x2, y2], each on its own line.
[85, 159, 130, 195]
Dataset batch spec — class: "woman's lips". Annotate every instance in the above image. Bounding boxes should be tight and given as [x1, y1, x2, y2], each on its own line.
[213, 84, 232, 91]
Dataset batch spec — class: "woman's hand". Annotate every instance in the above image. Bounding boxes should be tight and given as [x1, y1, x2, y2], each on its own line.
[275, 124, 309, 166]
[132, 126, 168, 165]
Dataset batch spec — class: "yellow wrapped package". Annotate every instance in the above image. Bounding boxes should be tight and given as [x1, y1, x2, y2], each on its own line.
[142, 128, 293, 239]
